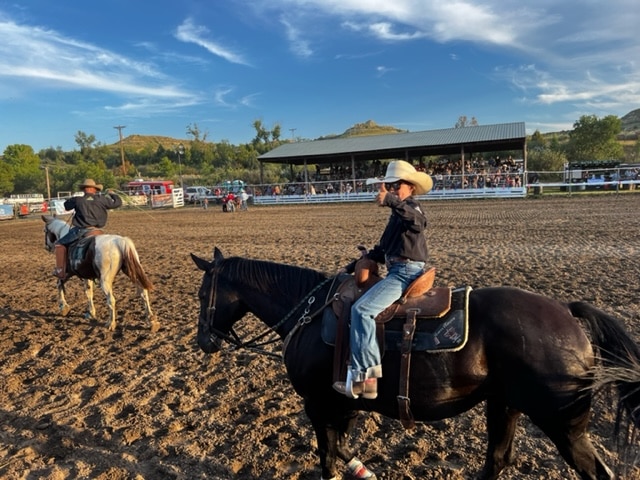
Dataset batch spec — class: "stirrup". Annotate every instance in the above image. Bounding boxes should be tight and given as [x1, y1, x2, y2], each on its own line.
[52, 267, 67, 280]
[332, 371, 378, 400]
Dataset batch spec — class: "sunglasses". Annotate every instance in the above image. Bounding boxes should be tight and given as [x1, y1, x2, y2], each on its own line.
[385, 181, 410, 190]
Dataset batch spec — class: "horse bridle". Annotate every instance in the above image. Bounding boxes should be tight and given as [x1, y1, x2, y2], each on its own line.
[44, 224, 57, 252]
[204, 263, 337, 359]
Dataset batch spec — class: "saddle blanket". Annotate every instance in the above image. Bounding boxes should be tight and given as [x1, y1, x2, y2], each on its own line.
[322, 286, 471, 353]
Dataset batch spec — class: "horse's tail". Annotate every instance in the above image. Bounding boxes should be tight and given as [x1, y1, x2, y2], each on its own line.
[121, 237, 153, 291]
[569, 301, 640, 429]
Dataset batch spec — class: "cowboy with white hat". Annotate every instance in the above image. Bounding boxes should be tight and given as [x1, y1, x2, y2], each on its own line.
[333, 160, 433, 399]
[52, 179, 123, 279]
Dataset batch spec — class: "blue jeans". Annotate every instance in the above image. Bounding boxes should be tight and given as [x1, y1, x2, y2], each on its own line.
[349, 260, 426, 381]
[57, 227, 85, 246]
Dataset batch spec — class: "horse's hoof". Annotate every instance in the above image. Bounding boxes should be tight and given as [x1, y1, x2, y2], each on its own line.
[59, 305, 71, 316]
[150, 321, 161, 333]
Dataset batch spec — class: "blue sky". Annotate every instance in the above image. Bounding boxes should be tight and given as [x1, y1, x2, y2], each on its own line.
[1, 0, 638, 153]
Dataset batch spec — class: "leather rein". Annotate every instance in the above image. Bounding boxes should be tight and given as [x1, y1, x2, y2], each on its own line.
[205, 264, 338, 359]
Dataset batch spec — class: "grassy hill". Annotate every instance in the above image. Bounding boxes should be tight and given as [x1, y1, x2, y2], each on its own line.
[114, 134, 191, 152]
[621, 108, 640, 132]
[319, 120, 407, 139]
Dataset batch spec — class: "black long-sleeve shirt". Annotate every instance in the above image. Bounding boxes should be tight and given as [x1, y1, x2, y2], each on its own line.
[64, 192, 122, 228]
[367, 193, 428, 264]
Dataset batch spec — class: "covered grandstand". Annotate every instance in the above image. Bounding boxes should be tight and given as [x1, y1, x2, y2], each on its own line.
[257, 122, 527, 184]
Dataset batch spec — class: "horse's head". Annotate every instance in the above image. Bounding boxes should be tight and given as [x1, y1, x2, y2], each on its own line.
[191, 248, 330, 355]
[42, 215, 64, 252]
[191, 247, 245, 354]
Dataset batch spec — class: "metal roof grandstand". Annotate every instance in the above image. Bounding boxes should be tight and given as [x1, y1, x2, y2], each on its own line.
[258, 122, 526, 166]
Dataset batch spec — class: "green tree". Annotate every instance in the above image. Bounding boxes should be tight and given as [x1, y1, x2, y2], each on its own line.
[251, 119, 283, 154]
[186, 123, 208, 142]
[74, 131, 97, 156]
[566, 115, 623, 162]
[2, 144, 43, 194]
[0, 160, 15, 195]
[528, 130, 547, 152]
[157, 156, 177, 179]
[455, 116, 478, 128]
[527, 148, 567, 172]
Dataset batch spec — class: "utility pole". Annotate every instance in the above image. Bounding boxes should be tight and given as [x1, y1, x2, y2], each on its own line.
[289, 128, 296, 141]
[114, 125, 126, 175]
[44, 165, 51, 202]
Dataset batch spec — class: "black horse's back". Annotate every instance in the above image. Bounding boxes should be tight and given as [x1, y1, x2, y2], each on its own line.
[469, 287, 595, 405]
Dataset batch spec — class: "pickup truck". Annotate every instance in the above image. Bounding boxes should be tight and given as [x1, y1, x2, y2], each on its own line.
[184, 186, 211, 203]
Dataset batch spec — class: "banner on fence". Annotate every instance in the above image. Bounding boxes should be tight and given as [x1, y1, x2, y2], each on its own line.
[150, 193, 173, 208]
[0, 204, 14, 220]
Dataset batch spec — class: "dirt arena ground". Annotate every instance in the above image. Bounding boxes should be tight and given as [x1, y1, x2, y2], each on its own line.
[1, 195, 639, 479]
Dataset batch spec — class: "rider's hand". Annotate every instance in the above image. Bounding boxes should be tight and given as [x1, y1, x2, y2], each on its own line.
[376, 183, 387, 206]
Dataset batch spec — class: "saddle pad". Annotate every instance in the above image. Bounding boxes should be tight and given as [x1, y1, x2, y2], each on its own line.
[70, 236, 94, 263]
[322, 286, 471, 353]
[383, 286, 471, 352]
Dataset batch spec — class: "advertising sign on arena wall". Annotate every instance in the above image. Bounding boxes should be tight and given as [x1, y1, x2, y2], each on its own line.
[0, 204, 14, 220]
[150, 194, 174, 208]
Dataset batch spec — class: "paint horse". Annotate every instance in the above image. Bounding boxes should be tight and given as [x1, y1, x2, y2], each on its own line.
[42, 215, 158, 331]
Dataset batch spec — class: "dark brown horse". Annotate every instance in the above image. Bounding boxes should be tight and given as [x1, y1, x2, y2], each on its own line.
[191, 248, 640, 480]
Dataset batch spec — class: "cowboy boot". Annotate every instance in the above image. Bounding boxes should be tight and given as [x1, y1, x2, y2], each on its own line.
[53, 244, 67, 279]
[333, 368, 378, 400]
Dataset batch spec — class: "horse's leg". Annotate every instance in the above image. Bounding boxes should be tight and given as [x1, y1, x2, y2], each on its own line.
[304, 401, 369, 480]
[83, 279, 97, 320]
[533, 410, 613, 480]
[57, 279, 71, 316]
[93, 248, 120, 330]
[137, 285, 159, 332]
[480, 398, 521, 480]
[100, 277, 118, 331]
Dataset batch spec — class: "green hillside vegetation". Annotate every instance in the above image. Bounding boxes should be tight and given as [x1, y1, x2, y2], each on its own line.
[118, 134, 191, 152]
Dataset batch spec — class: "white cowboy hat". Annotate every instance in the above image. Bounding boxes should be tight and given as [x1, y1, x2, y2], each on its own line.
[78, 178, 103, 191]
[368, 160, 433, 195]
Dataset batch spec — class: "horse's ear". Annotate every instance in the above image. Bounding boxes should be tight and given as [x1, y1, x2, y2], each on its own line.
[213, 247, 224, 263]
[190, 253, 212, 272]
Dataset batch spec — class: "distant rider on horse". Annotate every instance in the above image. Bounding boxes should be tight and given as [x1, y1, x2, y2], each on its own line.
[52, 178, 122, 279]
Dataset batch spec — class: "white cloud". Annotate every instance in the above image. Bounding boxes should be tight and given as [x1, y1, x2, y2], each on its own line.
[212, 87, 259, 109]
[497, 63, 640, 117]
[174, 18, 250, 66]
[280, 17, 313, 58]
[0, 18, 193, 100]
[375, 65, 393, 77]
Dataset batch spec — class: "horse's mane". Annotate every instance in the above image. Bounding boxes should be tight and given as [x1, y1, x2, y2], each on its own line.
[220, 257, 328, 302]
[45, 217, 70, 238]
